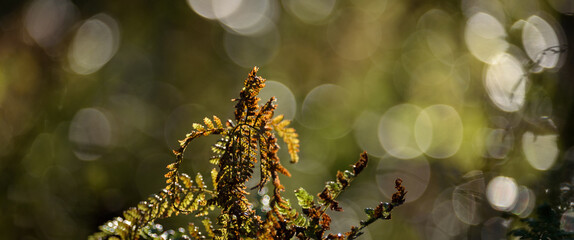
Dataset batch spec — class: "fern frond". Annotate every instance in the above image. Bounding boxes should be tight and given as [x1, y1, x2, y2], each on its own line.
[90, 68, 400, 240]
[188, 223, 203, 239]
[203, 117, 214, 130]
[316, 153, 368, 213]
[254, 97, 276, 129]
[193, 123, 205, 132]
[91, 191, 174, 239]
[233, 66, 266, 123]
[344, 178, 407, 239]
[213, 115, 223, 129]
[272, 114, 300, 163]
[202, 218, 216, 238]
[211, 168, 218, 190]
[195, 172, 206, 189]
[210, 136, 230, 165]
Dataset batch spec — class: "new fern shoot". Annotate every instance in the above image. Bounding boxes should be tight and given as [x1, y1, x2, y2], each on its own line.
[90, 67, 406, 240]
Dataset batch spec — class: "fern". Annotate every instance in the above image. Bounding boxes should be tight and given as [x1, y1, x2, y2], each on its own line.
[89, 67, 405, 240]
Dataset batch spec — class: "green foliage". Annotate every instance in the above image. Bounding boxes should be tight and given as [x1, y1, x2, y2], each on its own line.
[89, 67, 405, 240]
[508, 182, 574, 239]
[295, 188, 314, 210]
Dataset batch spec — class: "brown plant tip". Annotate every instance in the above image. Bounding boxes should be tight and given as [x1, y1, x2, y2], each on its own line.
[319, 213, 332, 230]
[353, 151, 368, 175]
[336, 171, 349, 188]
[392, 178, 407, 206]
[373, 202, 388, 220]
[326, 233, 345, 240]
[318, 188, 342, 211]
[233, 66, 266, 122]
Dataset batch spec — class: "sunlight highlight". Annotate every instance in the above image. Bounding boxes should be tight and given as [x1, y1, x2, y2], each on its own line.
[510, 186, 535, 218]
[353, 111, 385, 158]
[186, 0, 279, 36]
[464, 12, 508, 64]
[453, 171, 485, 225]
[282, 0, 337, 25]
[484, 52, 526, 112]
[486, 176, 518, 211]
[522, 15, 562, 71]
[379, 104, 423, 159]
[223, 29, 280, 68]
[414, 104, 463, 159]
[522, 132, 559, 171]
[258, 80, 297, 120]
[69, 108, 112, 161]
[24, 0, 77, 49]
[300, 84, 352, 139]
[68, 14, 120, 75]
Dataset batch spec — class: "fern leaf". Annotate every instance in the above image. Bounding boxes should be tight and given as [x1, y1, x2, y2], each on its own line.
[295, 187, 314, 209]
[193, 123, 205, 132]
[288, 144, 299, 164]
[172, 149, 181, 157]
[233, 66, 266, 122]
[276, 119, 291, 132]
[210, 136, 229, 166]
[272, 114, 283, 125]
[284, 129, 300, 163]
[196, 173, 206, 189]
[213, 115, 223, 129]
[254, 97, 277, 129]
[293, 214, 309, 228]
[271, 116, 300, 163]
[177, 191, 194, 211]
[204, 117, 214, 130]
[179, 173, 193, 188]
[211, 139, 227, 154]
[353, 151, 368, 175]
[190, 193, 206, 213]
[211, 168, 218, 190]
[209, 156, 220, 165]
[202, 218, 216, 238]
[166, 162, 177, 170]
[188, 223, 203, 239]
[164, 170, 175, 179]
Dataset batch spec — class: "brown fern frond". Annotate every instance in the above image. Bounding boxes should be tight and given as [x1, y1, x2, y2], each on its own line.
[344, 178, 407, 239]
[254, 97, 277, 129]
[90, 68, 400, 240]
[353, 151, 368, 175]
[233, 66, 266, 123]
[316, 152, 368, 213]
[392, 178, 407, 206]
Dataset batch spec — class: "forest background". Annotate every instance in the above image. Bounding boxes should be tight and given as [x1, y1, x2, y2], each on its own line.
[1, 0, 574, 239]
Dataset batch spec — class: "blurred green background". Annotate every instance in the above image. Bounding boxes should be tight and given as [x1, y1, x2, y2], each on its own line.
[1, 0, 574, 239]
